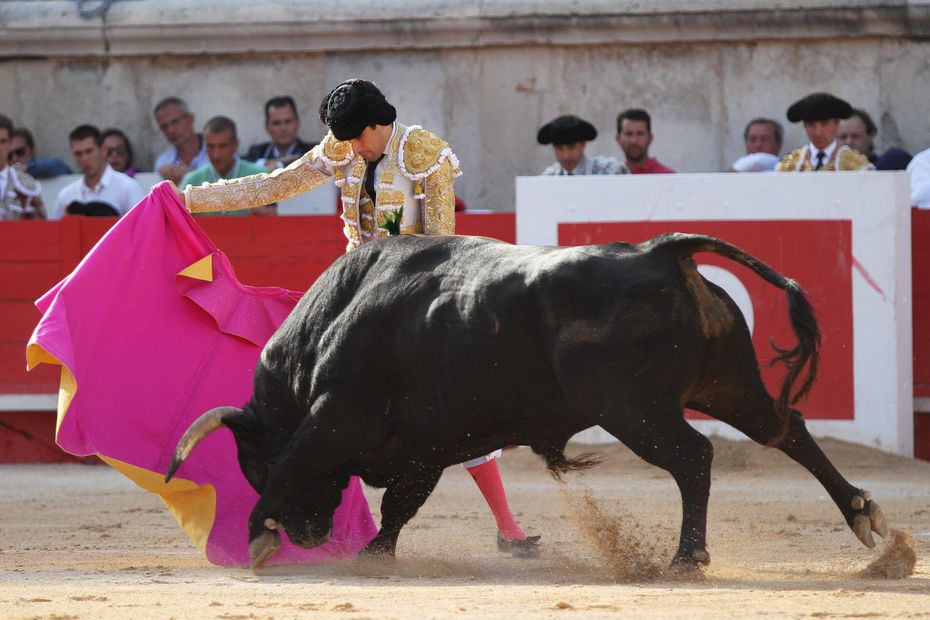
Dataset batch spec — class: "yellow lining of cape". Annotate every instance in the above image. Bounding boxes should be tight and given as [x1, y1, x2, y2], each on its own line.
[25, 342, 217, 557]
[102, 456, 217, 556]
[178, 254, 213, 282]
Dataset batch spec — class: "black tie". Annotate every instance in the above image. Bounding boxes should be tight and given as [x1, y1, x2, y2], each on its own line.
[365, 154, 385, 204]
[814, 151, 826, 171]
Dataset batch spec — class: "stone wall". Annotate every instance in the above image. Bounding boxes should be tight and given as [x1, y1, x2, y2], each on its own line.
[1, 0, 928, 210]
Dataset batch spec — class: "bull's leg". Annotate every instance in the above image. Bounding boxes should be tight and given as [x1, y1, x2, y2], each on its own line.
[597, 408, 714, 572]
[361, 466, 444, 558]
[697, 388, 888, 547]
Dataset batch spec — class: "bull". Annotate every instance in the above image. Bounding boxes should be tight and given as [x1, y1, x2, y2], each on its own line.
[166, 233, 888, 571]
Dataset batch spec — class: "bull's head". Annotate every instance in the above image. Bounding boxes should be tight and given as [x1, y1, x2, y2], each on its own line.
[165, 406, 350, 570]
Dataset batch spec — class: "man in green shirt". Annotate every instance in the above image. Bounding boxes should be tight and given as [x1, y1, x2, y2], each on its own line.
[181, 116, 274, 215]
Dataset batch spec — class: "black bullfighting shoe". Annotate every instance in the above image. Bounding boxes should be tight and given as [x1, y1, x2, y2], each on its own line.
[496, 532, 542, 558]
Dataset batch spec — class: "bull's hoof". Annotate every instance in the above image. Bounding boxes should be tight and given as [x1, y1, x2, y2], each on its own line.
[497, 532, 541, 558]
[248, 528, 282, 572]
[668, 553, 708, 581]
[851, 492, 889, 548]
[359, 540, 397, 559]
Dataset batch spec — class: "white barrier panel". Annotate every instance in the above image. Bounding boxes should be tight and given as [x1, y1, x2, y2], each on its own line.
[516, 172, 913, 456]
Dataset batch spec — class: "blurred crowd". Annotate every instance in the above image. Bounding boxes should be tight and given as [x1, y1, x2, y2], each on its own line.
[2, 90, 929, 221]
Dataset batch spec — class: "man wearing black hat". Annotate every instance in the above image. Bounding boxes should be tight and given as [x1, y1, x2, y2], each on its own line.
[537, 114, 627, 175]
[776, 93, 873, 172]
[181, 78, 541, 557]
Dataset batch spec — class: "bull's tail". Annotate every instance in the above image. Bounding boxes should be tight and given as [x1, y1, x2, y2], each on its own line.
[534, 445, 602, 480]
[642, 233, 821, 425]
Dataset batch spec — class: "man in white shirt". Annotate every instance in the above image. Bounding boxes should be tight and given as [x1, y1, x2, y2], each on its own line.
[908, 147, 930, 209]
[0, 114, 44, 220]
[776, 93, 872, 172]
[55, 125, 145, 218]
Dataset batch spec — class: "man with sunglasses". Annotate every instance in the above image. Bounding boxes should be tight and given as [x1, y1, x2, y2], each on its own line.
[8, 127, 71, 178]
[0, 115, 45, 220]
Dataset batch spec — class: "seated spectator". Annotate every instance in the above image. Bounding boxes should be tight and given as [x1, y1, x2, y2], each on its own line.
[153, 96, 209, 185]
[55, 125, 145, 218]
[615, 108, 675, 174]
[776, 93, 872, 172]
[102, 128, 139, 177]
[908, 147, 930, 209]
[729, 118, 782, 172]
[537, 114, 627, 175]
[837, 108, 912, 171]
[0, 115, 44, 219]
[181, 116, 274, 215]
[244, 96, 317, 171]
[8, 127, 72, 178]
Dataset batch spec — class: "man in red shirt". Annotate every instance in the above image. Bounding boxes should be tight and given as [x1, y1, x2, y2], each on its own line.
[615, 108, 675, 174]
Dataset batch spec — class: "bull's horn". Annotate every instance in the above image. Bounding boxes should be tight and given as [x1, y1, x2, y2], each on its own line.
[164, 406, 241, 482]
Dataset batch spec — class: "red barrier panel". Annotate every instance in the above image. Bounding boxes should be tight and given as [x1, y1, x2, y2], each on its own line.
[913, 209, 930, 459]
[0, 214, 515, 462]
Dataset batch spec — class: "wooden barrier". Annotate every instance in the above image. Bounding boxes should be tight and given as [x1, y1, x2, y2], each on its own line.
[0, 213, 515, 462]
[0, 210, 925, 461]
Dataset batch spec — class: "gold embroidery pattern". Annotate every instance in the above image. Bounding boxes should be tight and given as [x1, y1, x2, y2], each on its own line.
[776, 148, 804, 172]
[341, 158, 368, 246]
[423, 158, 456, 236]
[321, 133, 354, 166]
[400, 222, 424, 235]
[186, 154, 329, 213]
[837, 148, 873, 171]
[403, 128, 447, 177]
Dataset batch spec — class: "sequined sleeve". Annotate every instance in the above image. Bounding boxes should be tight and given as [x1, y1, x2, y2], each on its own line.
[184, 147, 333, 213]
[422, 158, 456, 236]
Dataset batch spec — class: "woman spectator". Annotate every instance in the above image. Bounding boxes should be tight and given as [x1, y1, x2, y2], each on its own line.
[102, 128, 139, 177]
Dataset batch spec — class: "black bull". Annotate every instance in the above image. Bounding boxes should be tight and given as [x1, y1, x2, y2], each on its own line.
[166, 233, 888, 571]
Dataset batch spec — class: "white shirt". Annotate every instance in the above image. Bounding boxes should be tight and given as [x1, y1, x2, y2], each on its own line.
[908, 147, 930, 209]
[808, 140, 838, 169]
[55, 164, 145, 218]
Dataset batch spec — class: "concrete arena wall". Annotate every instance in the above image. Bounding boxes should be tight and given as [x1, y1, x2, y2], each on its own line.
[1, 1, 930, 212]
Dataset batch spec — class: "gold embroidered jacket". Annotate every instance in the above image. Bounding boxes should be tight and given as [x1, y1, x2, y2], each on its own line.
[184, 122, 460, 251]
[776, 144, 873, 172]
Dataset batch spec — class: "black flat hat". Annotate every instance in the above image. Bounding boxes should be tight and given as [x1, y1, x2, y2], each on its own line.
[537, 115, 598, 145]
[786, 93, 853, 123]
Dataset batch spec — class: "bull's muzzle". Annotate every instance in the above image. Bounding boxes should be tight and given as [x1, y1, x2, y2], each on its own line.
[164, 406, 242, 483]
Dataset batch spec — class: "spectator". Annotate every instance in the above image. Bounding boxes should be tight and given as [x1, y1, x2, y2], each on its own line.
[0, 115, 44, 219]
[153, 96, 209, 185]
[615, 108, 675, 174]
[908, 147, 930, 209]
[180, 116, 273, 215]
[776, 93, 872, 172]
[8, 127, 72, 178]
[729, 118, 782, 172]
[244, 96, 317, 171]
[837, 108, 912, 171]
[55, 125, 145, 218]
[102, 128, 139, 178]
[537, 114, 627, 175]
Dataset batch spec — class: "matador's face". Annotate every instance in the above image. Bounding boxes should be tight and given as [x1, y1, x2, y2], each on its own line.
[349, 124, 392, 162]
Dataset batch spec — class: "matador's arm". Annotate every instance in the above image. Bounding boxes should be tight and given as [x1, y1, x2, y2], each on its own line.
[183, 135, 353, 213]
[422, 158, 457, 236]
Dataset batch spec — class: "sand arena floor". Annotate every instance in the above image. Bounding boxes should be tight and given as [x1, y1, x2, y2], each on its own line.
[2, 437, 929, 619]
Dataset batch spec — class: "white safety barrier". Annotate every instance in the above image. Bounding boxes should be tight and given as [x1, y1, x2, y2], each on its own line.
[516, 172, 913, 456]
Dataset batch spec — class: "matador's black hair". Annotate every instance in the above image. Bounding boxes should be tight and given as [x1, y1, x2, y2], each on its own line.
[318, 79, 397, 141]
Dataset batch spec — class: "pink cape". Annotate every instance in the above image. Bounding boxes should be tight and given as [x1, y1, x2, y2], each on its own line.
[26, 182, 378, 566]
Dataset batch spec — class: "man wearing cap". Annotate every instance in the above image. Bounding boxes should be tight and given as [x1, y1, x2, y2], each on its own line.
[776, 93, 873, 172]
[537, 114, 627, 175]
[180, 78, 541, 558]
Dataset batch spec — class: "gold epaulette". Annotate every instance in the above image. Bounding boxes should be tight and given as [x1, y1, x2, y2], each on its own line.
[398, 125, 460, 180]
[319, 132, 354, 167]
[837, 147, 873, 171]
[776, 148, 805, 172]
